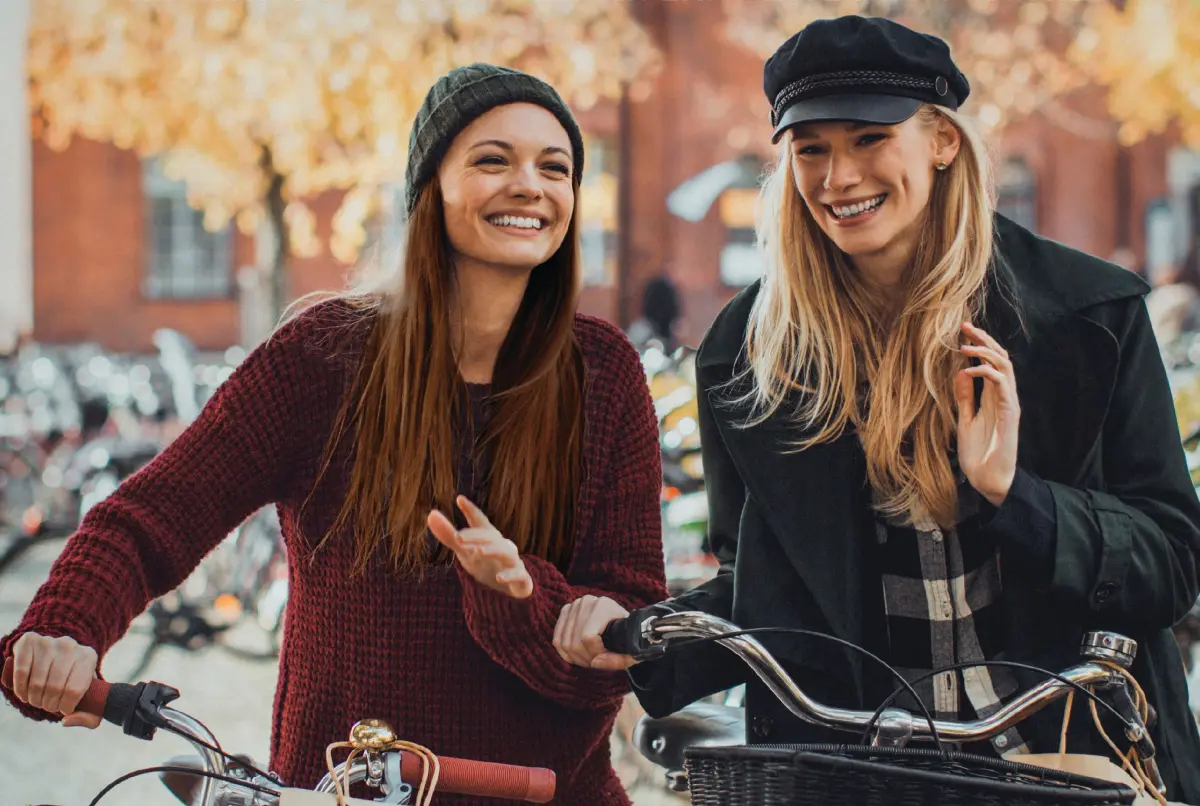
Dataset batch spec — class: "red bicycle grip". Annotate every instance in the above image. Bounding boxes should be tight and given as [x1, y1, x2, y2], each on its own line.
[2, 658, 112, 716]
[398, 751, 556, 803]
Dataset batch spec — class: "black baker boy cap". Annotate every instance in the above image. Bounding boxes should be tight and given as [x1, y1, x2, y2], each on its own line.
[764, 15, 971, 143]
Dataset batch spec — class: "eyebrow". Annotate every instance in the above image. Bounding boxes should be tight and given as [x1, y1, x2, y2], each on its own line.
[791, 122, 876, 140]
[469, 139, 572, 161]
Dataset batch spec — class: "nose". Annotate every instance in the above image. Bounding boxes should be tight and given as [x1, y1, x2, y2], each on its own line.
[507, 160, 544, 200]
[823, 149, 862, 193]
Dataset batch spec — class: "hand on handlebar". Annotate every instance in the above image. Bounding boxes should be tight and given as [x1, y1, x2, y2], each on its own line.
[428, 496, 534, 600]
[554, 596, 637, 671]
[8, 632, 102, 728]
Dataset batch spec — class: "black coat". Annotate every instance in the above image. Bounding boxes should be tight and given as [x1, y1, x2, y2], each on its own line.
[630, 215, 1200, 801]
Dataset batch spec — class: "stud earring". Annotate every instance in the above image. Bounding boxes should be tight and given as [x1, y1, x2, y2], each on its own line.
[936, 161, 950, 171]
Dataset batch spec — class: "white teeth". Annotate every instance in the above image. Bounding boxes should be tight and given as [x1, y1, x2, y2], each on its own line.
[832, 195, 885, 219]
[488, 215, 542, 230]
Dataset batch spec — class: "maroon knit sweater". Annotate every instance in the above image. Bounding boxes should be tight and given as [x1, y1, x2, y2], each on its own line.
[1, 300, 668, 805]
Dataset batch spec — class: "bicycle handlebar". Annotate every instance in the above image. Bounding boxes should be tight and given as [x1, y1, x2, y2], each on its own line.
[2, 658, 556, 804]
[604, 610, 1132, 746]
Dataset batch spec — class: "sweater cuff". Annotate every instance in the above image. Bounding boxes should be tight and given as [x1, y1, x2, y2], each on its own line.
[976, 467, 1057, 587]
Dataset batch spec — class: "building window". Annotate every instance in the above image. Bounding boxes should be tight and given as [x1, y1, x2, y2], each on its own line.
[718, 156, 770, 287]
[143, 158, 233, 299]
[579, 135, 618, 286]
[997, 157, 1037, 232]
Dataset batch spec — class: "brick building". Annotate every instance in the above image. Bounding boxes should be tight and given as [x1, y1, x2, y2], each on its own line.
[21, 1, 1200, 353]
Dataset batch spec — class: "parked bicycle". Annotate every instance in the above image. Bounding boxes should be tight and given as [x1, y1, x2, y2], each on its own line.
[0, 659, 556, 805]
[603, 610, 1176, 805]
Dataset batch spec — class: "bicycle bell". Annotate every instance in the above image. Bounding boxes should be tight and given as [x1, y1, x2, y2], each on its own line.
[1080, 632, 1138, 668]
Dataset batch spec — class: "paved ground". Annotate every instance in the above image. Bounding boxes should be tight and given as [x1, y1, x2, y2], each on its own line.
[0, 538, 678, 806]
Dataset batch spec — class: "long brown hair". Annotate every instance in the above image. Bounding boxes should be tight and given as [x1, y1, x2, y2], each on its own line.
[307, 175, 585, 575]
[742, 106, 996, 529]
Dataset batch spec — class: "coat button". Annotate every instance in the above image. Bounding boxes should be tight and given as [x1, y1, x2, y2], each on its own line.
[1094, 582, 1117, 604]
[751, 716, 773, 739]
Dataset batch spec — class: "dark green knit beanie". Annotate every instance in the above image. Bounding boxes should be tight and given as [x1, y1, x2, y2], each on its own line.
[404, 63, 586, 216]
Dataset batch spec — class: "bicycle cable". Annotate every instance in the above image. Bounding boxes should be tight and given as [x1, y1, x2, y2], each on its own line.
[857, 658, 1130, 746]
[632, 624, 946, 754]
[86, 765, 281, 806]
[158, 720, 281, 784]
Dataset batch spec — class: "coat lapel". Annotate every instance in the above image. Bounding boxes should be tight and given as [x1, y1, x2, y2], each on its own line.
[702, 366, 869, 657]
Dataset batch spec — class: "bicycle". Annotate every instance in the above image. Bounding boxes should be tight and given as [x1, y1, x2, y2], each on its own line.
[1, 660, 556, 805]
[602, 610, 1179, 805]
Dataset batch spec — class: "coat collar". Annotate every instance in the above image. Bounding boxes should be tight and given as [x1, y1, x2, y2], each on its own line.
[694, 215, 1148, 674]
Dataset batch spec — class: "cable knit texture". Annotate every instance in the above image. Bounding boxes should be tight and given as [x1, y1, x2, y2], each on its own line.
[1, 299, 667, 805]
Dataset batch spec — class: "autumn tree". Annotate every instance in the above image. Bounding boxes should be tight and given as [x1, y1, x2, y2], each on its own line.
[1071, 0, 1200, 147]
[28, 0, 660, 319]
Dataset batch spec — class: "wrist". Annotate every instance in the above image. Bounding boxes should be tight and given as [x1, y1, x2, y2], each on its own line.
[978, 469, 1016, 508]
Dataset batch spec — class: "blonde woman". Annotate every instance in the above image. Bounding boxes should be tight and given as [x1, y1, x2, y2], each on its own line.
[555, 16, 1200, 800]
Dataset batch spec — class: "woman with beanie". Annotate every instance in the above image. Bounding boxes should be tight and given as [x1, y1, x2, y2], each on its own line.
[3, 63, 667, 804]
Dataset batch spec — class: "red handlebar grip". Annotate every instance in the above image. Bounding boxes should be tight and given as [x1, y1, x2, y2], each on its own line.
[2, 658, 112, 717]
[399, 751, 556, 803]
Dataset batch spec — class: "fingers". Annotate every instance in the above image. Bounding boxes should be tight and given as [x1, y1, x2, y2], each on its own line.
[39, 652, 72, 715]
[954, 370, 976, 423]
[456, 496, 490, 529]
[496, 561, 533, 599]
[426, 510, 461, 551]
[59, 650, 99, 716]
[961, 322, 1008, 356]
[559, 597, 589, 667]
[24, 642, 54, 711]
[10, 633, 34, 703]
[553, 596, 632, 670]
[961, 344, 1012, 375]
[961, 363, 1007, 387]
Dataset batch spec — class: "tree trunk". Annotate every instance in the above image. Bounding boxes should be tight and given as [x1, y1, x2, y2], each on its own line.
[261, 147, 290, 321]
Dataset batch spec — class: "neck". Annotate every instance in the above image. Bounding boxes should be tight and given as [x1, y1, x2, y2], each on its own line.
[451, 256, 531, 384]
[849, 227, 921, 310]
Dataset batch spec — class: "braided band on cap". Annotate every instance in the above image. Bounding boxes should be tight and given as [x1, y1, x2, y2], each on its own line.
[771, 70, 944, 125]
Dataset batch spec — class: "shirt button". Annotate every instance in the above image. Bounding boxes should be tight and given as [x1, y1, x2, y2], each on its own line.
[994, 734, 1009, 749]
[931, 529, 943, 542]
[751, 716, 773, 739]
[1094, 582, 1117, 604]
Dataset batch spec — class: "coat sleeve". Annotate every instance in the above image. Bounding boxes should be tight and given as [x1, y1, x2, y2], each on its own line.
[0, 313, 324, 721]
[988, 299, 1200, 632]
[456, 336, 669, 711]
[626, 358, 748, 718]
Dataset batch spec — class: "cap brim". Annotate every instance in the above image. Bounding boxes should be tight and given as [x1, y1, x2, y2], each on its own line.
[771, 94, 922, 143]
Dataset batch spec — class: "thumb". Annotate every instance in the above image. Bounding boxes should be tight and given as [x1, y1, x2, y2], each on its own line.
[62, 712, 102, 729]
[591, 652, 636, 671]
[954, 370, 975, 427]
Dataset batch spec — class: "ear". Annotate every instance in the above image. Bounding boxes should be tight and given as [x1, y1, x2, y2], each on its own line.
[933, 116, 963, 167]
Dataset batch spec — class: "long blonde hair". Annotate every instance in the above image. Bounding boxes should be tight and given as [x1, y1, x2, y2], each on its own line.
[742, 105, 996, 528]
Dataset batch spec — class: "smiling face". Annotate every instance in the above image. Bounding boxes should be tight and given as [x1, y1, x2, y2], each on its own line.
[437, 103, 576, 274]
[788, 112, 961, 269]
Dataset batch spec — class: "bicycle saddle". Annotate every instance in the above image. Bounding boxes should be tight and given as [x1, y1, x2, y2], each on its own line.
[633, 701, 745, 772]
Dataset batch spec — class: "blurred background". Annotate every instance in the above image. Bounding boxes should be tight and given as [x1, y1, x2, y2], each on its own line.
[1, 0, 1200, 804]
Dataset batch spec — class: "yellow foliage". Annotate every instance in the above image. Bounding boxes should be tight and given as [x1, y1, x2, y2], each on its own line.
[28, 0, 661, 262]
[1070, 0, 1200, 147]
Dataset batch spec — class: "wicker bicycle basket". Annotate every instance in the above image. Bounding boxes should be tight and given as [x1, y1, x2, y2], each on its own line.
[683, 744, 1138, 806]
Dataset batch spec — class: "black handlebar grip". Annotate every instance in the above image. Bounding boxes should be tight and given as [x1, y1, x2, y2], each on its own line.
[601, 618, 637, 655]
